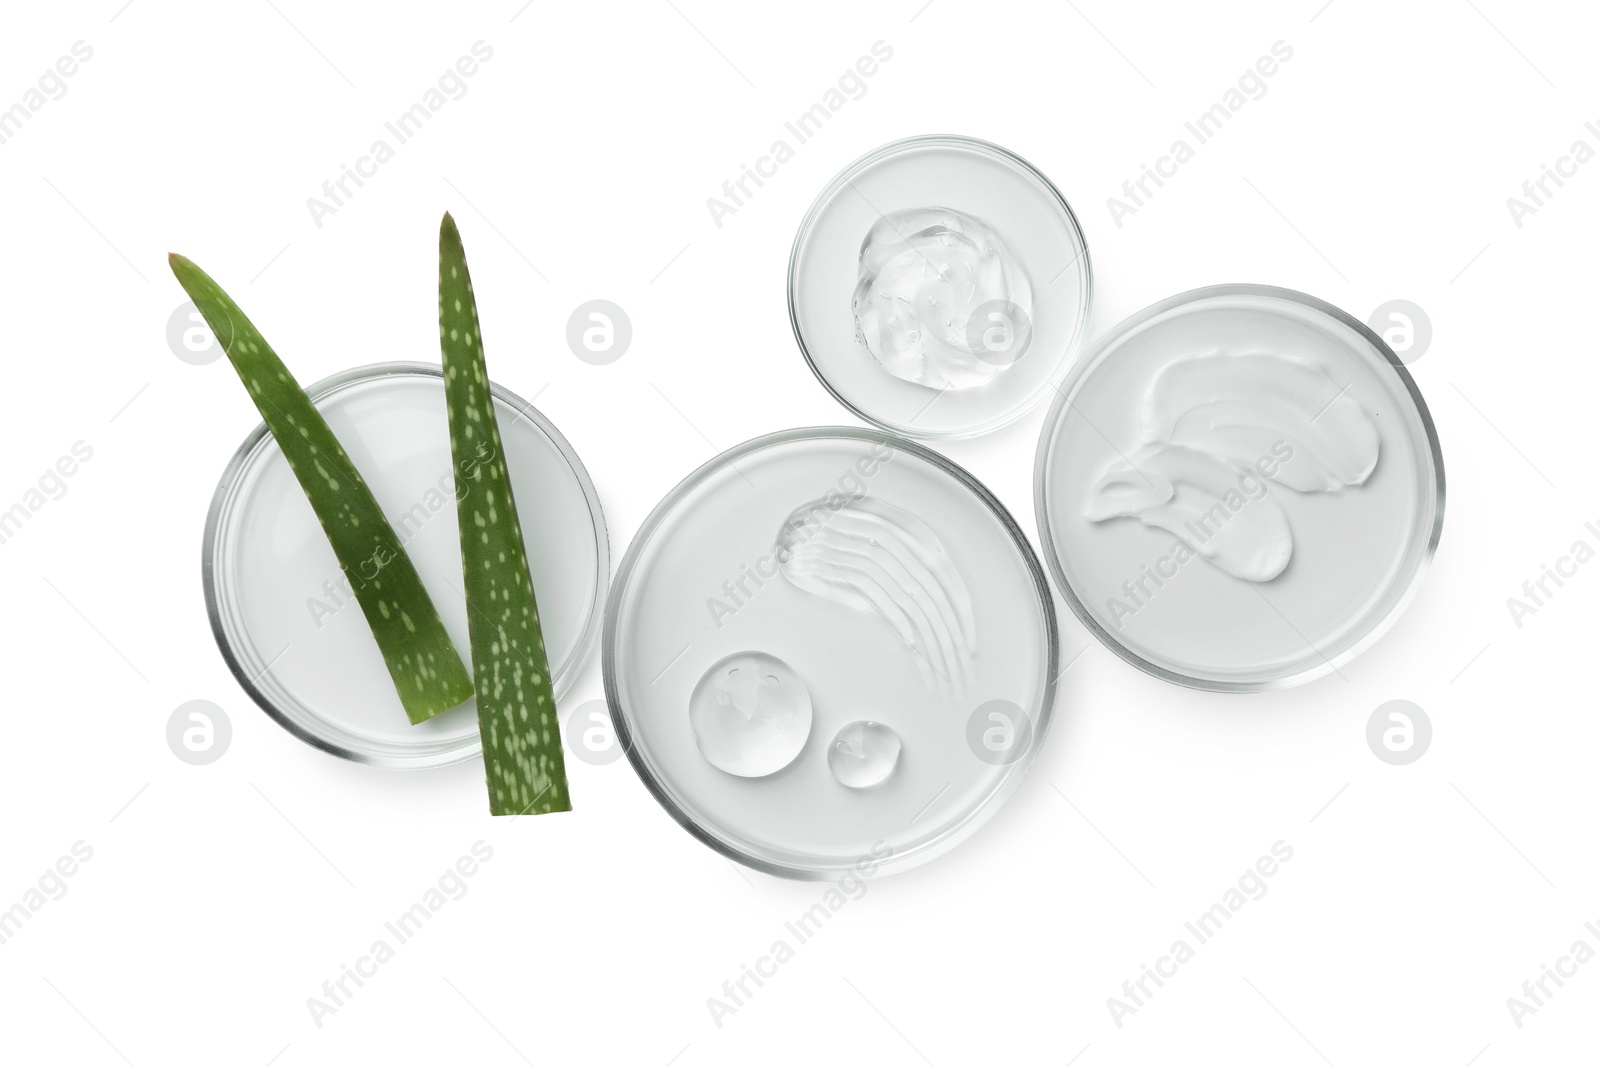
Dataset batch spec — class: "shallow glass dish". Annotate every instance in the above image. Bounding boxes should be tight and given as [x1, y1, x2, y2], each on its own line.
[604, 427, 1059, 879]
[788, 134, 1093, 439]
[203, 362, 608, 767]
[1035, 285, 1445, 692]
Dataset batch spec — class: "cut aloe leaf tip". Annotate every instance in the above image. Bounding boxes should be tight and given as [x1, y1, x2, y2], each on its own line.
[436, 214, 571, 816]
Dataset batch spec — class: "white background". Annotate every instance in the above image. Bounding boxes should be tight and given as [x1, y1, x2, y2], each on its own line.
[1, 1, 1594, 1064]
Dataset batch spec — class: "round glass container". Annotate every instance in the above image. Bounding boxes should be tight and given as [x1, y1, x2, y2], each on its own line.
[789, 135, 1092, 439]
[604, 427, 1059, 879]
[1035, 285, 1445, 691]
[203, 362, 608, 766]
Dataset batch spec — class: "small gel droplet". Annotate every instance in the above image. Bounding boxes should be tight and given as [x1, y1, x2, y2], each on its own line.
[828, 720, 902, 789]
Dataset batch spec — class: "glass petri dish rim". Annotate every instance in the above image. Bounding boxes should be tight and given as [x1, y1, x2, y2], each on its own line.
[603, 425, 1061, 880]
[786, 133, 1095, 441]
[1033, 283, 1447, 694]
[202, 360, 610, 768]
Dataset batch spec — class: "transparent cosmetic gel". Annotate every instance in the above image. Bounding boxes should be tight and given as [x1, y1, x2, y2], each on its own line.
[776, 494, 976, 690]
[1035, 287, 1443, 691]
[790, 136, 1092, 439]
[604, 428, 1058, 878]
[852, 207, 1033, 391]
[828, 721, 902, 789]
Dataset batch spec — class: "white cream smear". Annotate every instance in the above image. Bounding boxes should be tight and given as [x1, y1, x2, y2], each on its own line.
[852, 207, 1033, 391]
[1087, 351, 1380, 581]
[777, 495, 976, 689]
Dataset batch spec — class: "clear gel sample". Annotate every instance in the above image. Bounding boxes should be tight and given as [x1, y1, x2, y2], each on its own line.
[828, 721, 902, 788]
[852, 207, 1033, 391]
[776, 494, 976, 690]
[605, 427, 1058, 876]
[688, 651, 813, 777]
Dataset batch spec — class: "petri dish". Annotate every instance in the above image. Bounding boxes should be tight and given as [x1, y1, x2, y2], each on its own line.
[788, 134, 1093, 439]
[604, 427, 1059, 879]
[1035, 285, 1445, 692]
[203, 362, 608, 767]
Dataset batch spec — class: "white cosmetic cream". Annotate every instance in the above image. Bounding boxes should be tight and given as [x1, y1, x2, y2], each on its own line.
[1086, 351, 1381, 582]
[1088, 441, 1295, 582]
[1035, 286, 1443, 691]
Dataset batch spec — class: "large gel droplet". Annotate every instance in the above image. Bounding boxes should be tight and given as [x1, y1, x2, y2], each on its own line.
[689, 652, 812, 777]
[828, 720, 902, 789]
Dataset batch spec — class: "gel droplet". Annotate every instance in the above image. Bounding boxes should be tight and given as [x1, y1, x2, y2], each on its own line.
[828, 720, 902, 788]
[689, 652, 812, 777]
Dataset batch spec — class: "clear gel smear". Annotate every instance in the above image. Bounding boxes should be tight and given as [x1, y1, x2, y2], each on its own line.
[776, 494, 977, 691]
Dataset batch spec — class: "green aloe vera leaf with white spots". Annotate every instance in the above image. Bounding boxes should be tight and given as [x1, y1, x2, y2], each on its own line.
[169, 254, 474, 724]
[436, 215, 570, 816]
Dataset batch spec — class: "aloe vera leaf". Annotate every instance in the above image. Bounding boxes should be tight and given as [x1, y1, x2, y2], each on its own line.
[169, 254, 474, 724]
[436, 214, 570, 816]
